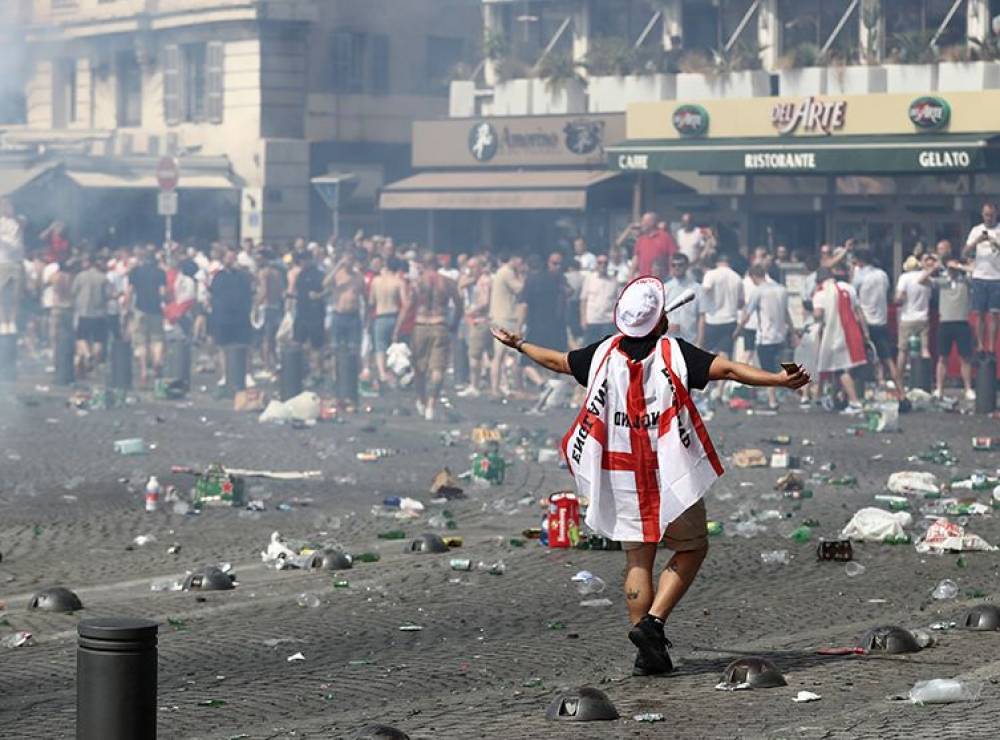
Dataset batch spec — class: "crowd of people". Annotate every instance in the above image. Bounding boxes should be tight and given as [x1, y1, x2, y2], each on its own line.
[0, 195, 997, 415]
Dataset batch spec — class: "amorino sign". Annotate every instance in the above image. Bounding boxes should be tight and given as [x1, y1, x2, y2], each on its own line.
[413, 114, 625, 168]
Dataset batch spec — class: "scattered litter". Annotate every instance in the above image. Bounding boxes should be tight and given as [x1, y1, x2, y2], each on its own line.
[133, 534, 157, 547]
[258, 391, 321, 424]
[1, 631, 33, 648]
[845, 562, 866, 577]
[579, 598, 613, 607]
[572, 571, 607, 595]
[841, 508, 912, 543]
[887, 471, 939, 496]
[915, 518, 998, 554]
[286, 652, 306, 662]
[909, 679, 983, 705]
[633, 713, 665, 722]
[931, 579, 959, 600]
[113, 438, 146, 455]
[733, 449, 768, 468]
[398, 624, 423, 631]
[296, 593, 321, 608]
[793, 691, 821, 703]
[760, 550, 789, 565]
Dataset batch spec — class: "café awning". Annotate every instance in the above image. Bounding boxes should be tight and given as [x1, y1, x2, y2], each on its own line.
[380, 169, 621, 211]
[607, 133, 1000, 175]
[66, 170, 237, 189]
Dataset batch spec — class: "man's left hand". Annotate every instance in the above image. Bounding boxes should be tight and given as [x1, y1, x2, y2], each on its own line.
[780, 364, 811, 390]
[491, 326, 522, 349]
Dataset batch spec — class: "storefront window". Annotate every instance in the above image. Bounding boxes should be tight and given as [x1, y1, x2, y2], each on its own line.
[682, 0, 757, 51]
[752, 176, 829, 195]
[590, 0, 657, 42]
[778, 0, 859, 57]
[499, 1, 575, 68]
[884, 0, 967, 51]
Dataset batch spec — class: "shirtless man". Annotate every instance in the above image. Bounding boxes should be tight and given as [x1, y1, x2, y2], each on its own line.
[368, 256, 408, 389]
[398, 251, 463, 421]
[324, 250, 366, 410]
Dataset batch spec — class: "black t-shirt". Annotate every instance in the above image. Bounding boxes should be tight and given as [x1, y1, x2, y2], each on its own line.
[128, 262, 166, 315]
[210, 268, 253, 324]
[295, 265, 325, 322]
[567, 335, 716, 390]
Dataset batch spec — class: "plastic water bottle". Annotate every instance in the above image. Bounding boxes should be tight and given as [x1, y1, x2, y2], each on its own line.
[145, 476, 161, 512]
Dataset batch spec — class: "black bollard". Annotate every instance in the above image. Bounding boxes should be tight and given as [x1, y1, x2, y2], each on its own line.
[976, 354, 997, 415]
[54, 323, 75, 386]
[280, 345, 304, 400]
[165, 338, 191, 390]
[77, 617, 158, 740]
[0, 333, 16, 382]
[224, 345, 247, 392]
[109, 339, 132, 390]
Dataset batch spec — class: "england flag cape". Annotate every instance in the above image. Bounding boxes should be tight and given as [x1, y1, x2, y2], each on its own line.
[561, 334, 724, 542]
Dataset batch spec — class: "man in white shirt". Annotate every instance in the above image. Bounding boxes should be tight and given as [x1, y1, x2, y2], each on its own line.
[607, 244, 630, 285]
[700, 253, 743, 359]
[572, 236, 597, 272]
[852, 247, 905, 399]
[895, 253, 936, 382]
[675, 213, 705, 266]
[579, 254, 619, 344]
[663, 253, 702, 343]
[733, 264, 793, 408]
[962, 201, 1000, 354]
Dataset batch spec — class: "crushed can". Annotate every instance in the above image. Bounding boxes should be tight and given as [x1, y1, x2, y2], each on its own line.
[546, 491, 580, 548]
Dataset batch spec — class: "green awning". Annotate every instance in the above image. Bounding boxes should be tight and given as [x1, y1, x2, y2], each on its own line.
[607, 133, 1000, 174]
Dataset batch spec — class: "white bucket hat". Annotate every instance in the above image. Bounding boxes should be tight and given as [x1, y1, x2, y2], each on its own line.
[613, 276, 665, 338]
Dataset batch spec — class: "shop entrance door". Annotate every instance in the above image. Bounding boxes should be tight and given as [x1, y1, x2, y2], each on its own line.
[749, 212, 824, 256]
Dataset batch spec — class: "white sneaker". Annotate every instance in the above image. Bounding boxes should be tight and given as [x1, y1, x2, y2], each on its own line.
[415, 400, 426, 416]
[840, 403, 864, 416]
[424, 405, 435, 421]
[965, 389, 977, 401]
[931, 389, 942, 399]
[456, 386, 480, 398]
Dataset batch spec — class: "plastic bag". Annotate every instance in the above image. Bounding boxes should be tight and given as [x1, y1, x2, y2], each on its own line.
[841, 507, 912, 542]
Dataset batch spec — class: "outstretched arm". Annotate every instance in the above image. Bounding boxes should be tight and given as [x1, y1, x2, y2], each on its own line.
[708, 356, 810, 389]
[491, 326, 571, 375]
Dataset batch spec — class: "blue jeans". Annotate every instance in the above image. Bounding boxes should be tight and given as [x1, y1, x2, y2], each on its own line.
[372, 313, 397, 353]
[331, 312, 361, 403]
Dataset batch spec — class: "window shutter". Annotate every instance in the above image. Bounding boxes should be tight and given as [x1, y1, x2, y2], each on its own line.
[206, 41, 224, 124]
[370, 34, 389, 94]
[163, 44, 180, 125]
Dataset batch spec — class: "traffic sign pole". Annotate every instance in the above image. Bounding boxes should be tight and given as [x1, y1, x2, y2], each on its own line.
[156, 157, 179, 247]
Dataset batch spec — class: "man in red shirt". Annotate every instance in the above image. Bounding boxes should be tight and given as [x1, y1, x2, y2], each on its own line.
[623, 212, 677, 279]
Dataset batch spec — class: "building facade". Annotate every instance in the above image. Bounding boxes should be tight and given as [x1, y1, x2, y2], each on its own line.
[387, 0, 1000, 262]
[0, 0, 479, 247]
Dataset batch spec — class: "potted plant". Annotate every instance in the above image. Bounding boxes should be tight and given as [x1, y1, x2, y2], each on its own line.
[883, 30, 939, 93]
[778, 42, 828, 96]
[676, 40, 770, 99]
[534, 52, 587, 114]
[581, 36, 639, 112]
[481, 29, 507, 86]
[828, 0, 887, 95]
[937, 37, 1000, 92]
[490, 57, 534, 115]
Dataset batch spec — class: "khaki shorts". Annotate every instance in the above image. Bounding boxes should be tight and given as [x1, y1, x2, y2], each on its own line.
[132, 310, 164, 343]
[412, 323, 450, 374]
[622, 498, 708, 552]
[467, 322, 493, 362]
[898, 319, 929, 348]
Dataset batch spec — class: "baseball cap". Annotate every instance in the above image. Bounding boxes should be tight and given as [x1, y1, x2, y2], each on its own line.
[613, 276, 665, 339]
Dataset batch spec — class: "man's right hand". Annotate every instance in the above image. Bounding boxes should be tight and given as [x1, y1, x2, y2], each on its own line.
[490, 326, 522, 350]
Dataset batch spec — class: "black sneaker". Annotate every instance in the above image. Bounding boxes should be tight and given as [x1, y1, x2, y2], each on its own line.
[632, 637, 674, 676]
[628, 616, 673, 675]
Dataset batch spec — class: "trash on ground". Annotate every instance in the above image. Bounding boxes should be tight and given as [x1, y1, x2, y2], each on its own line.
[183, 565, 236, 591]
[1, 631, 33, 648]
[932, 578, 960, 600]
[572, 570, 607, 595]
[579, 598, 613, 607]
[733, 449, 768, 468]
[841, 508, 912, 542]
[113, 438, 146, 455]
[258, 391, 321, 424]
[793, 691, 822, 703]
[774, 473, 805, 492]
[760, 550, 789, 565]
[845, 562, 866, 577]
[633, 712, 665, 722]
[296, 593, 321, 608]
[286, 652, 306, 662]
[887, 471, 939, 496]
[915, 517, 998, 554]
[133, 534, 157, 547]
[817, 539, 853, 561]
[429, 467, 464, 499]
[398, 624, 423, 631]
[908, 679, 983, 705]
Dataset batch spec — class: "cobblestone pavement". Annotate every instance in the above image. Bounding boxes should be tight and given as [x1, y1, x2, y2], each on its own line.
[1, 364, 999, 739]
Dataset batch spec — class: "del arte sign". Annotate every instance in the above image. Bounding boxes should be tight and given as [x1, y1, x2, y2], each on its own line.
[771, 97, 847, 135]
[908, 96, 951, 130]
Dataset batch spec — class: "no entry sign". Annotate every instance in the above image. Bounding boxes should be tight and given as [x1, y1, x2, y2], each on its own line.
[156, 157, 179, 191]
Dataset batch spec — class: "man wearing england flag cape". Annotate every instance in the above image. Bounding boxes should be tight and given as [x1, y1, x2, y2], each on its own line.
[492, 276, 810, 676]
